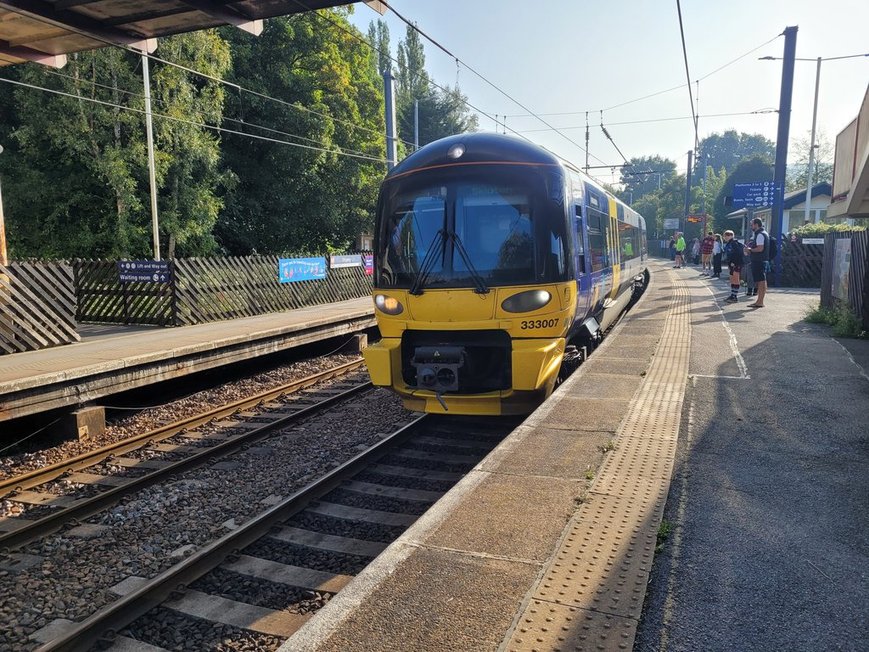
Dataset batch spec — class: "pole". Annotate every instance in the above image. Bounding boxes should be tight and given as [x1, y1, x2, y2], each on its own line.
[414, 99, 419, 150]
[142, 53, 161, 261]
[0, 171, 7, 266]
[803, 56, 822, 227]
[585, 112, 589, 173]
[771, 26, 798, 285]
[684, 149, 693, 234]
[383, 71, 398, 169]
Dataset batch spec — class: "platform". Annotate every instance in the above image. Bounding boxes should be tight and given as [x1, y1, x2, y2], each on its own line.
[0, 297, 375, 423]
[281, 260, 868, 651]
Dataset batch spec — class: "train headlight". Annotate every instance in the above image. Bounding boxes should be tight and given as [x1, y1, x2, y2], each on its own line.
[374, 294, 404, 315]
[501, 290, 551, 313]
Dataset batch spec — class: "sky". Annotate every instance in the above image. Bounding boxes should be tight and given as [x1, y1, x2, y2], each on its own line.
[348, 0, 869, 183]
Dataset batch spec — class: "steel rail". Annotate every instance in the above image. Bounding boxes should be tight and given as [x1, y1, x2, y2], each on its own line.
[34, 414, 429, 652]
[0, 359, 365, 498]
[0, 377, 373, 551]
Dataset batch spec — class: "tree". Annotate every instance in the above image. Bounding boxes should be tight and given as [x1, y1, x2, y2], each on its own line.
[394, 24, 478, 149]
[367, 19, 392, 76]
[216, 11, 384, 255]
[699, 130, 775, 177]
[1, 32, 231, 259]
[712, 156, 774, 231]
[787, 130, 834, 191]
[618, 156, 677, 203]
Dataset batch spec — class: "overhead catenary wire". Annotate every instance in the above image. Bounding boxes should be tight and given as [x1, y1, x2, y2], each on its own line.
[36, 67, 389, 158]
[0, 76, 389, 163]
[675, 0, 699, 152]
[373, 0, 609, 166]
[517, 110, 777, 134]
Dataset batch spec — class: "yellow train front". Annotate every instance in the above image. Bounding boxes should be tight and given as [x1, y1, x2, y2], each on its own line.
[363, 133, 646, 415]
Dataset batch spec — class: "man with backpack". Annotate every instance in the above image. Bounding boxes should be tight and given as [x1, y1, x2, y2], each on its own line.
[722, 230, 745, 303]
[744, 217, 777, 308]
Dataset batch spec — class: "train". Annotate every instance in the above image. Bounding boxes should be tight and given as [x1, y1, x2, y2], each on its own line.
[362, 132, 648, 416]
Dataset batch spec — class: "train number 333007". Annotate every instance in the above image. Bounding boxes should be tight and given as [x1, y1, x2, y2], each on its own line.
[520, 318, 559, 330]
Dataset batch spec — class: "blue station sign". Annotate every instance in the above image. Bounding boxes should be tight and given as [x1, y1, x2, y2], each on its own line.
[279, 257, 327, 283]
[117, 260, 171, 283]
[732, 181, 783, 209]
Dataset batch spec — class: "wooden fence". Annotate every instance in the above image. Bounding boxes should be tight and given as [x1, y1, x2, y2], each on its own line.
[173, 256, 372, 325]
[74, 254, 372, 327]
[820, 231, 868, 329]
[779, 241, 825, 288]
[75, 260, 178, 326]
[0, 262, 79, 354]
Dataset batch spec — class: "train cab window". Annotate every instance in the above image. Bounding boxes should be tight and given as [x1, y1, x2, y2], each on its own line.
[454, 185, 534, 281]
[383, 187, 446, 282]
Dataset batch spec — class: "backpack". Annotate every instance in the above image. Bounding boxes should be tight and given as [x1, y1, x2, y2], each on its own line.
[765, 232, 779, 260]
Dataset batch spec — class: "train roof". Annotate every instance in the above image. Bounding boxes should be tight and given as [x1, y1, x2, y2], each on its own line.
[386, 133, 562, 180]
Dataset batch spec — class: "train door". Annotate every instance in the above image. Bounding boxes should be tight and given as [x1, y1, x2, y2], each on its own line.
[608, 199, 622, 300]
[584, 184, 609, 312]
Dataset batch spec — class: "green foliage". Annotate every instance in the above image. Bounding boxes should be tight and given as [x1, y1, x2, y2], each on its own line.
[395, 23, 478, 149]
[804, 303, 865, 338]
[619, 156, 677, 203]
[216, 11, 384, 255]
[792, 222, 866, 236]
[699, 130, 775, 177]
[713, 156, 774, 232]
[786, 130, 834, 192]
[1, 32, 231, 259]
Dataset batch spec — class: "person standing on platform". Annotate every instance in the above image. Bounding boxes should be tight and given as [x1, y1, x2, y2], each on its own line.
[712, 233, 723, 278]
[745, 217, 768, 308]
[723, 230, 744, 303]
[674, 232, 686, 268]
[691, 238, 701, 266]
[742, 239, 756, 297]
[700, 231, 715, 275]
[669, 236, 676, 261]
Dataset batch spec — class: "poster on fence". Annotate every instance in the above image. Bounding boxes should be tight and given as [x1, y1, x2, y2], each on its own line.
[363, 255, 374, 276]
[279, 257, 327, 283]
[833, 238, 851, 301]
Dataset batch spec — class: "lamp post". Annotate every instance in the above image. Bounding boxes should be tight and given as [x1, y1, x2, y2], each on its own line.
[760, 52, 869, 229]
[0, 143, 7, 266]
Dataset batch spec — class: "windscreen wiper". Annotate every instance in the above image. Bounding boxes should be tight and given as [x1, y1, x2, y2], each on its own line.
[409, 229, 446, 296]
[449, 231, 490, 295]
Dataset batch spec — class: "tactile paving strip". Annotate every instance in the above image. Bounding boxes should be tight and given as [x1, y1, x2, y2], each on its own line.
[505, 274, 690, 651]
[508, 601, 637, 652]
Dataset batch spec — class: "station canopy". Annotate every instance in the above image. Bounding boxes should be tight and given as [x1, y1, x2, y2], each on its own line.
[0, 0, 366, 67]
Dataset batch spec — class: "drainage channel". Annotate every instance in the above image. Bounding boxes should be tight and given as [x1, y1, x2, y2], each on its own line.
[34, 415, 518, 652]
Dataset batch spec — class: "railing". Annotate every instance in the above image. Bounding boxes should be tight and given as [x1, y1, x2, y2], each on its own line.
[0, 262, 79, 354]
[779, 241, 825, 288]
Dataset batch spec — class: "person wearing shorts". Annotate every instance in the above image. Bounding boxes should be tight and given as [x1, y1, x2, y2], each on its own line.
[723, 230, 744, 303]
[745, 218, 768, 308]
[700, 231, 715, 275]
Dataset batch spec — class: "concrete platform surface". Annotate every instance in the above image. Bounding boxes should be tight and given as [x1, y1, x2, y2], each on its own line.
[635, 268, 869, 652]
[278, 260, 868, 652]
[0, 297, 374, 421]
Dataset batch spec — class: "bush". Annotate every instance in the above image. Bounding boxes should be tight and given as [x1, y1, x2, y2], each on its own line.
[804, 302, 866, 338]
[792, 222, 866, 237]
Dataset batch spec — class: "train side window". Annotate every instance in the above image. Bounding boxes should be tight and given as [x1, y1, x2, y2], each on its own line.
[574, 205, 586, 272]
[587, 206, 608, 272]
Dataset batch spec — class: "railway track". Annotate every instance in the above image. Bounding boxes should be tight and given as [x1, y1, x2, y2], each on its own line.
[33, 414, 515, 651]
[0, 360, 368, 550]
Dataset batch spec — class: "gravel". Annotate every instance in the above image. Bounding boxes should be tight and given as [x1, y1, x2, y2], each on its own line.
[286, 511, 407, 544]
[0, 386, 414, 651]
[0, 354, 362, 480]
[121, 607, 285, 652]
[190, 568, 333, 613]
[320, 487, 433, 515]
[352, 470, 455, 493]
[243, 539, 372, 575]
